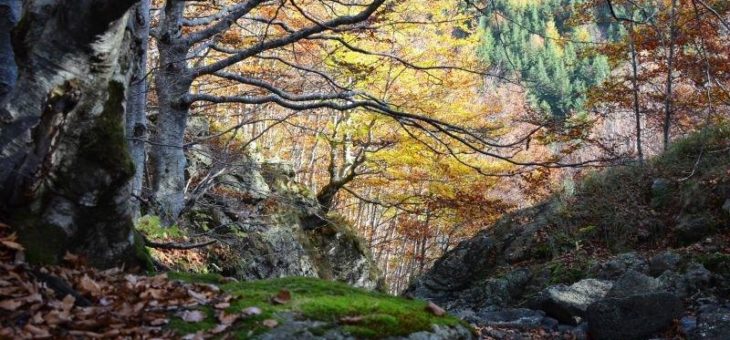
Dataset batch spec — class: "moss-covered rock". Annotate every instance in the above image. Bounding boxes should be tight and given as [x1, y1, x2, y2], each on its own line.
[167, 275, 472, 339]
[166, 144, 381, 289]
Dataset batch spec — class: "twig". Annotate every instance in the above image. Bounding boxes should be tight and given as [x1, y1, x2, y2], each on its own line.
[142, 235, 217, 250]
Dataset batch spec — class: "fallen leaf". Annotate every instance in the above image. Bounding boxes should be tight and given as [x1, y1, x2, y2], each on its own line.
[340, 316, 364, 324]
[61, 294, 75, 312]
[271, 289, 291, 305]
[218, 311, 239, 325]
[1, 239, 24, 251]
[0, 299, 22, 311]
[63, 252, 79, 263]
[182, 332, 205, 340]
[150, 318, 168, 326]
[242, 306, 262, 316]
[188, 289, 209, 303]
[262, 319, 278, 328]
[181, 310, 206, 323]
[211, 324, 229, 334]
[425, 301, 445, 316]
[214, 302, 230, 309]
[79, 275, 102, 295]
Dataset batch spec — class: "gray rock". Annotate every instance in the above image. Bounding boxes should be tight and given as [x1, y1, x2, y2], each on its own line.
[256, 313, 352, 340]
[690, 311, 730, 340]
[649, 250, 682, 276]
[459, 268, 532, 310]
[540, 317, 559, 330]
[532, 279, 613, 325]
[676, 214, 715, 245]
[585, 292, 683, 340]
[657, 270, 690, 298]
[606, 270, 660, 298]
[651, 178, 674, 208]
[685, 262, 712, 291]
[474, 308, 545, 330]
[589, 252, 649, 280]
[723, 199, 730, 215]
[182, 147, 379, 288]
[680, 316, 698, 336]
[405, 232, 495, 303]
[400, 324, 474, 340]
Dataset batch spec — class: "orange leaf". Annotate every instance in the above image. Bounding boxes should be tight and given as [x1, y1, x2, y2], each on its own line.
[425, 301, 445, 316]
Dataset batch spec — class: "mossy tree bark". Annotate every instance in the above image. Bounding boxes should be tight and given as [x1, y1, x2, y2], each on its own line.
[0, 0, 142, 268]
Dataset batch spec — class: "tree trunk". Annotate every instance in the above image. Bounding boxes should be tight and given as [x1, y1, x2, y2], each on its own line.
[149, 0, 193, 225]
[629, 24, 644, 164]
[663, 0, 677, 151]
[0, 0, 142, 268]
[0, 0, 19, 102]
[126, 0, 151, 218]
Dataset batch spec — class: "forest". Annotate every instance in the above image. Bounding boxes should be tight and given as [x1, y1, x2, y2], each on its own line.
[0, 0, 729, 339]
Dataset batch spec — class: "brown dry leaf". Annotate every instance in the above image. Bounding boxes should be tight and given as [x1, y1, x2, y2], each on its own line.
[63, 252, 79, 263]
[262, 319, 278, 329]
[214, 302, 230, 309]
[0, 299, 22, 311]
[340, 316, 364, 324]
[425, 301, 446, 317]
[1, 239, 24, 251]
[150, 318, 169, 326]
[187, 289, 209, 303]
[182, 332, 205, 340]
[218, 311, 239, 325]
[142, 288, 166, 300]
[181, 310, 206, 323]
[211, 324, 229, 334]
[271, 289, 291, 305]
[241, 306, 262, 316]
[79, 275, 102, 296]
[24, 324, 51, 338]
[62, 294, 75, 312]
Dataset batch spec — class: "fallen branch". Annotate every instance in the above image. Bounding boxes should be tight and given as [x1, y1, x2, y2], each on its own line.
[142, 235, 217, 250]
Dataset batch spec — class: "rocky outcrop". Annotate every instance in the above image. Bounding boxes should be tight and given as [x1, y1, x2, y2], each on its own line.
[178, 145, 381, 289]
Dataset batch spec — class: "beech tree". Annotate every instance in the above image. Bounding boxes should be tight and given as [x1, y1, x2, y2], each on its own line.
[148, 0, 388, 224]
[0, 0, 144, 267]
[145, 0, 571, 225]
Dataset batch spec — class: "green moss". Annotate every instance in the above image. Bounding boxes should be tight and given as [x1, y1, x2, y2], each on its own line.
[548, 260, 587, 285]
[136, 215, 184, 238]
[168, 275, 468, 338]
[133, 231, 155, 272]
[168, 271, 225, 285]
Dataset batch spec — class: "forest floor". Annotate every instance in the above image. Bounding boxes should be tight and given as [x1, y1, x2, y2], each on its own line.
[0, 223, 469, 339]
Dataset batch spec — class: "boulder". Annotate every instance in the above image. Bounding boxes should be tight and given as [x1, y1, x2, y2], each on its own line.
[606, 270, 660, 298]
[404, 232, 495, 303]
[675, 214, 715, 245]
[458, 268, 532, 310]
[585, 292, 683, 340]
[649, 250, 682, 276]
[651, 178, 674, 208]
[690, 310, 730, 340]
[473, 308, 546, 330]
[589, 252, 648, 280]
[531, 279, 613, 325]
[657, 270, 690, 298]
[685, 262, 712, 291]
